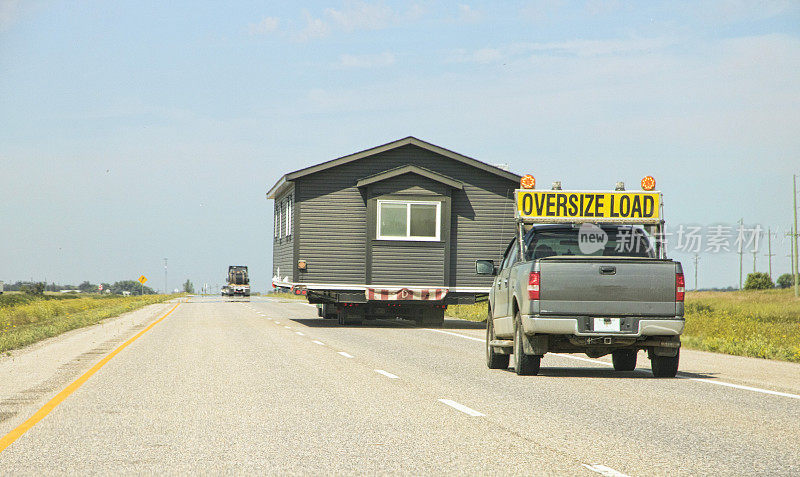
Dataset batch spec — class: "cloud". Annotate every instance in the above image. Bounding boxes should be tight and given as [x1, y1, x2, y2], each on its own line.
[0, 0, 20, 31]
[457, 4, 481, 23]
[295, 10, 330, 41]
[248, 16, 279, 36]
[286, 2, 427, 41]
[325, 1, 395, 31]
[449, 37, 678, 63]
[584, 0, 621, 16]
[340, 52, 396, 68]
[520, 0, 566, 22]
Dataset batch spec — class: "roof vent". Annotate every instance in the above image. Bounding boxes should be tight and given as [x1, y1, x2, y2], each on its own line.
[615, 181, 625, 191]
[551, 181, 562, 190]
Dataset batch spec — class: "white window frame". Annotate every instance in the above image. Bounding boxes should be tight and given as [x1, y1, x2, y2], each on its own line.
[285, 196, 292, 237]
[376, 199, 441, 242]
[275, 201, 282, 239]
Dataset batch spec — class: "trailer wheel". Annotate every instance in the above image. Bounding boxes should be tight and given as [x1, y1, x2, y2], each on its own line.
[486, 309, 509, 370]
[514, 312, 540, 376]
[611, 349, 637, 371]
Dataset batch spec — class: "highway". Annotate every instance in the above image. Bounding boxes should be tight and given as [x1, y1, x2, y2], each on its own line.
[1, 296, 799, 475]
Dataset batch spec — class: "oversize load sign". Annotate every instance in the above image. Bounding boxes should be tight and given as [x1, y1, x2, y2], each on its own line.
[516, 190, 661, 223]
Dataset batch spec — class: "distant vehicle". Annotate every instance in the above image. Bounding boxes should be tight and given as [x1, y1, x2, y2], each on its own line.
[479, 177, 684, 378]
[222, 266, 250, 297]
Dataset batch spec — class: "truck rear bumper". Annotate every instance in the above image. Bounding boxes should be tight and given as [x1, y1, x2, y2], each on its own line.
[520, 315, 684, 337]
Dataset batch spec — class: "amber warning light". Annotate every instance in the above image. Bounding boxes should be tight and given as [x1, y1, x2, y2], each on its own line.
[641, 176, 656, 191]
[520, 174, 536, 189]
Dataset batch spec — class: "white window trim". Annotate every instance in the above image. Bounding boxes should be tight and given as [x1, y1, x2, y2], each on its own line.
[376, 199, 441, 242]
[285, 196, 292, 237]
[276, 201, 282, 239]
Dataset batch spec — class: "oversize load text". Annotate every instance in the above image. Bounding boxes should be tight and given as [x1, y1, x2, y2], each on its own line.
[516, 191, 660, 220]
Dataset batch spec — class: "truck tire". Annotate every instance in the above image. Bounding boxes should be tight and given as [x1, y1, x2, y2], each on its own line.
[651, 349, 680, 378]
[486, 309, 509, 370]
[514, 313, 540, 376]
[612, 349, 637, 371]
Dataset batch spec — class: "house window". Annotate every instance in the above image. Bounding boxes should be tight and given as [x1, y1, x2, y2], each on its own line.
[285, 195, 292, 237]
[274, 202, 281, 239]
[377, 200, 441, 241]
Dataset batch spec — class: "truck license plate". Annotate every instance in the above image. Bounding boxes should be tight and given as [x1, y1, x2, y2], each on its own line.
[593, 318, 620, 332]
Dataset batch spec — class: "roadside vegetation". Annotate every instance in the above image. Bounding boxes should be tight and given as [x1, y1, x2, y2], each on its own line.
[683, 289, 800, 362]
[446, 302, 486, 322]
[0, 293, 180, 353]
[447, 290, 800, 363]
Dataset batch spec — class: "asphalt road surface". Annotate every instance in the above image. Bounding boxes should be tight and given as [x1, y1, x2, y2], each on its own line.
[1, 296, 799, 475]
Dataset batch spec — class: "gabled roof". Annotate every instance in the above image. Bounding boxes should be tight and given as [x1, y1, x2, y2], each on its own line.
[266, 136, 520, 199]
[356, 165, 463, 190]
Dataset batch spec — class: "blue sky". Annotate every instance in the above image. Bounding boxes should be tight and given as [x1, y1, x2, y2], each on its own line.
[1, 1, 799, 291]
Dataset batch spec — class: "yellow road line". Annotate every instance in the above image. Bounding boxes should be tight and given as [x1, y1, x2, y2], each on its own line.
[0, 302, 180, 453]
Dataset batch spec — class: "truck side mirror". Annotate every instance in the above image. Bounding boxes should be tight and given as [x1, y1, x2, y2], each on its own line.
[475, 259, 496, 276]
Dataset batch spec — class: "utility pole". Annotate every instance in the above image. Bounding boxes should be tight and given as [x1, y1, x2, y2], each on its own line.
[751, 249, 757, 274]
[163, 258, 168, 295]
[737, 218, 744, 290]
[793, 174, 799, 297]
[765, 228, 776, 279]
[693, 253, 699, 291]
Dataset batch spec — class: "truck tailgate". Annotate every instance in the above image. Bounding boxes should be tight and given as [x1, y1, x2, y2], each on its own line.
[538, 258, 677, 316]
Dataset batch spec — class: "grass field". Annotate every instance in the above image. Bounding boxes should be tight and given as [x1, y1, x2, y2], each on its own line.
[447, 290, 800, 363]
[683, 289, 800, 362]
[266, 291, 309, 300]
[0, 294, 180, 353]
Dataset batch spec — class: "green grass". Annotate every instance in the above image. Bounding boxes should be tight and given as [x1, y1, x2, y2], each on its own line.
[447, 290, 800, 363]
[683, 289, 800, 362]
[447, 303, 487, 322]
[0, 294, 181, 353]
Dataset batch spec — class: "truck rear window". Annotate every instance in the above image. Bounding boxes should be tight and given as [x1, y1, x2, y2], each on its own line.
[524, 226, 655, 259]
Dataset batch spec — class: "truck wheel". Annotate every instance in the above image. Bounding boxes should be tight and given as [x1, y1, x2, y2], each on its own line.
[612, 349, 637, 371]
[514, 314, 540, 376]
[651, 349, 680, 378]
[486, 312, 509, 370]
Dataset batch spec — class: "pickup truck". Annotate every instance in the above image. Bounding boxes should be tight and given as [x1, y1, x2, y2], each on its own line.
[478, 223, 684, 377]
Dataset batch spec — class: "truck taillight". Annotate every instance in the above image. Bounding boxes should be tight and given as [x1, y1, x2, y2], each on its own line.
[676, 273, 685, 302]
[528, 272, 540, 300]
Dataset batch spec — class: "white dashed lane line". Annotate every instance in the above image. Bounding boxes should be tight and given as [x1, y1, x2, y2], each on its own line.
[338, 352, 354, 359]
[374, 369, 400, 379]
[295, 331, 305, 336]
[426, 329, 483, 342]
[582, 463, 629, 477]
[312, 340, 325, 345]
[437, 399, 485, 417]
[432, 330, 800, 401]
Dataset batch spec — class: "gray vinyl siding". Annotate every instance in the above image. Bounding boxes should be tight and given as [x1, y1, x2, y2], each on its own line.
[272, 189, 295, 281]
[293, 144, 517, 288]
[371, 243, 445, 286]
[367, 175, 448, 197]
